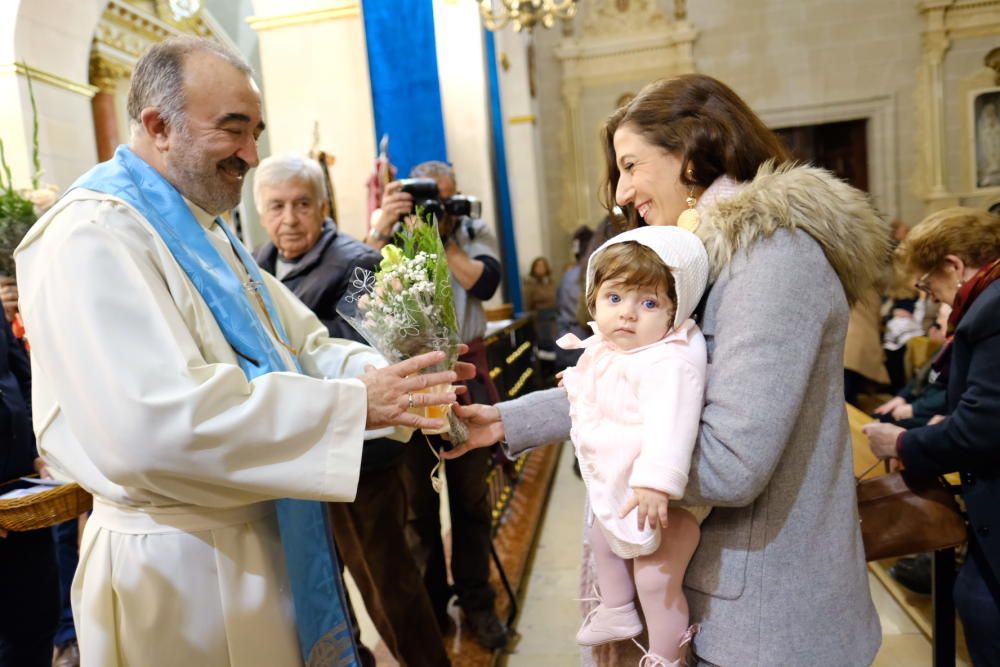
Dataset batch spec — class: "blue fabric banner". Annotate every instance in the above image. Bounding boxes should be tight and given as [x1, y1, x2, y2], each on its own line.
[362, 0, 448, 176]
[483, 29, 522, 312]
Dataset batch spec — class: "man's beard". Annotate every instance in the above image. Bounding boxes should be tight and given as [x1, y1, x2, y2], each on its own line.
[165, 123, 248, 215]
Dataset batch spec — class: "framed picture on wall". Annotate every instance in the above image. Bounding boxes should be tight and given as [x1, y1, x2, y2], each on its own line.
[972, 86, 1000, 190]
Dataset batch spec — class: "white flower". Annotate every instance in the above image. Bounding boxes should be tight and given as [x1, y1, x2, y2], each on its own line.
[21, 184, 59, 215]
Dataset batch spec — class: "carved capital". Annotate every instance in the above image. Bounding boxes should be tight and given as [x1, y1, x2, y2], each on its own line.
[674, 0, 687, 21]
[922, 31, 950, 65]
[987, 47, 1000, 83]
[89, 54, 132, 92]
[583, 0, 668, 36]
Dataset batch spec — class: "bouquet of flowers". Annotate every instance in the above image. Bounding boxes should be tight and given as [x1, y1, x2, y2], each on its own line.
[339, 210, 468, 446]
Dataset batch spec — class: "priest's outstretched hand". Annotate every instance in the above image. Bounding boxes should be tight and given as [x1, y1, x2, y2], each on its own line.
[360, 350, 475, 430]
[440, 404, 505, 459]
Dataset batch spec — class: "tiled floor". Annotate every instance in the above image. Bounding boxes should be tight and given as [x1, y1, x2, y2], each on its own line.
[502, 444, 968, 667]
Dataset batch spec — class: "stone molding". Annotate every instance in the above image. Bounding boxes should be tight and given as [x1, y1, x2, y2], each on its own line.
[916, 0, 1000, 212]
[246, 2, 361, 33]
[0, 62, 99, 98]
[759, 96, 900, 220]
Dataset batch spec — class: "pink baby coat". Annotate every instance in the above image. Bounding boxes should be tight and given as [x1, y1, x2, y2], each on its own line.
[559, 319, 707, 559]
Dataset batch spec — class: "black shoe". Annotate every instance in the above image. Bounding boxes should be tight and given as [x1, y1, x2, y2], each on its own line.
[465, 607, 509, 650]
[890, 553, 932, 595]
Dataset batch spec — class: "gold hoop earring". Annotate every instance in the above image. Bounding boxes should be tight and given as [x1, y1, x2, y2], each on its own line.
[677, 185, 700, 232]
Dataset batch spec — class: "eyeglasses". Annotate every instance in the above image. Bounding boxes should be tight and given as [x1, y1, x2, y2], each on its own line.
[914, 270, 932, 293]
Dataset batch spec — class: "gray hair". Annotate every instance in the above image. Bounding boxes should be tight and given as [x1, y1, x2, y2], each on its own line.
[410, 160, 455, 183]
[253, 154, 328, 210]
[127, 36, 252, 134]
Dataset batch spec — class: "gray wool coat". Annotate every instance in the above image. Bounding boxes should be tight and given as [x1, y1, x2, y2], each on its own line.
[498, 165, 886, 667]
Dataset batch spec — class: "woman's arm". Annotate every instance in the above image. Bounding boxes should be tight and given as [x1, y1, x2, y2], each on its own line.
[900, 325, 1000, 475]
[498, 387, 572, 456]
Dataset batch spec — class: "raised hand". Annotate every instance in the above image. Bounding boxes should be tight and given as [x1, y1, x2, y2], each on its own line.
[440, 403, 504, 459]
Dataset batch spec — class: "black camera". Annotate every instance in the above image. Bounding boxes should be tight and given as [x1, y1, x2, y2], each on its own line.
[396, 178, 482, 223]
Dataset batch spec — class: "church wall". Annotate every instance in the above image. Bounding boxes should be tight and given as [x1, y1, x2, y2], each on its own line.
[250, 1, 377, 245]
[943, 34, 1000, 197]
[530, 0, 939, 274]
[1, 0, 103, 194]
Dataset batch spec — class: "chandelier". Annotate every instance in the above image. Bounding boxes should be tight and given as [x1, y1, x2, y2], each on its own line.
[478, 0, 578, 32]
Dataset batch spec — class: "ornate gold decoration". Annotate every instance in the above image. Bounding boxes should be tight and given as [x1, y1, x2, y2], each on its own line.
[93, 0, 220, 66]
[89, 54, 132, 93]
[0, 62, 98, 98]
[674, 0, 687, 21]
[246, 3, 361, 33]
[583, 0, 668, 36]
[479, 0, 578, 33]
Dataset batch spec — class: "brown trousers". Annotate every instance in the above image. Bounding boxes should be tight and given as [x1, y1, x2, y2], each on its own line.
[328, 464, 451, 667]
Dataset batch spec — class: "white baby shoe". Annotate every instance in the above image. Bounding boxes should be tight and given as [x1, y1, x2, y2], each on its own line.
[575, 599, 643, 646]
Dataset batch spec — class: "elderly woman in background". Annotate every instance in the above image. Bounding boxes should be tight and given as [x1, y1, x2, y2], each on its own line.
[447, 73, 890, 666]
[865, 207, 1000, 667]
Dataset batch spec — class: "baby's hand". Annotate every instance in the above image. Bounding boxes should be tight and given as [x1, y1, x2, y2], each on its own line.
[620, 487, 670, 530]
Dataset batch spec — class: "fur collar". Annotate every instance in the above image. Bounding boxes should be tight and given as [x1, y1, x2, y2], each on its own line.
[696, 162, 891, 305]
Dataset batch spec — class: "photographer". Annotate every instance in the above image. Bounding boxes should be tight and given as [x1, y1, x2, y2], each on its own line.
[367, 161, 508, 650]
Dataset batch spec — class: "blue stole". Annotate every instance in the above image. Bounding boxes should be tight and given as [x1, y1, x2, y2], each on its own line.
[70, 146, 358, 666]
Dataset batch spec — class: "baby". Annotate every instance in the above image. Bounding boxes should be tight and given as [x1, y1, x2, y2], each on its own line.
[558, 226, 710, 667]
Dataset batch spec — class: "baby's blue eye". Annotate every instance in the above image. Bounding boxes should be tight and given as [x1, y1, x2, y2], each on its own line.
[608, 293, 621, 304]
[642, 298, 658, 309]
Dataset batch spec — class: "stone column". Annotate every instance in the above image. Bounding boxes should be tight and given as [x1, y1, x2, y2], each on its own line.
[89, 55, 129, 162]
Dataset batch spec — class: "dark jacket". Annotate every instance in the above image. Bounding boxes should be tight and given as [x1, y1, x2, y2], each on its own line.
[254, 221, 406, 472]
[0, 315, 35, 482]
[254, 221, 378, 342]
[901, 279, 1000, 582]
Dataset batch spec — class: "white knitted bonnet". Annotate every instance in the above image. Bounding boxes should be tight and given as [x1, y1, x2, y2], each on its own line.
[585, 226, 709, 329]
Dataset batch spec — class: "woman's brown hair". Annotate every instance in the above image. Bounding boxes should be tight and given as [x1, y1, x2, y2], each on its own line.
[601, 74, 790, 229]
[900, 207, 1000, 274]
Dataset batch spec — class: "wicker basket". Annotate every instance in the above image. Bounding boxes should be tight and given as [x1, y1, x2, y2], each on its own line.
[0, 481, 92, 531]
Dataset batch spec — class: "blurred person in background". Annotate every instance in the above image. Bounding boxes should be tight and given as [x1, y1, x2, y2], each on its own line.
[522, 256, 556, 312]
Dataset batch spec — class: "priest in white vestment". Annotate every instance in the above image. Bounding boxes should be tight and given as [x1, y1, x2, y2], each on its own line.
[13, 37, 467, 667]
